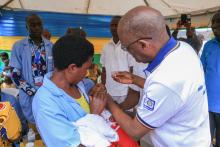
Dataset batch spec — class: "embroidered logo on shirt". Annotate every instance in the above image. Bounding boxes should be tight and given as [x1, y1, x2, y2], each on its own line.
[143, 97, 155, 111]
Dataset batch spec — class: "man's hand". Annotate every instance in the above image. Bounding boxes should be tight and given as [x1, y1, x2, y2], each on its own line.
[89, 91, 107, 115]
[112, 71, 134, 84]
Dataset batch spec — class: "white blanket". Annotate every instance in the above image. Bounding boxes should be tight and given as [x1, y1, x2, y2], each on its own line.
[73, 114, 119, 147]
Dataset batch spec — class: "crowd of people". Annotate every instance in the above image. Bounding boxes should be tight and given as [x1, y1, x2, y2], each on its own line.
[0, 5, 219, 147]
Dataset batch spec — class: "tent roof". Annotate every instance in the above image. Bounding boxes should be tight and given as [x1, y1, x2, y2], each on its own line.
[1, 0, 220, 17]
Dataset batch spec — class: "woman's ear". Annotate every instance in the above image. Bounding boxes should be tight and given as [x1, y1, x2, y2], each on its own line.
[67, 63, 77, 73]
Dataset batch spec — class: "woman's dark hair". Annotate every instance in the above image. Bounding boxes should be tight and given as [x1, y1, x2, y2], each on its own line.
[66, 27, 87, 38]
[53, 35, 94, 70]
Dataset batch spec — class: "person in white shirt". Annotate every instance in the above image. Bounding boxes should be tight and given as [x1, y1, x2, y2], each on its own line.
[96, 6, 211, 146]
[100, 16, 135, 104]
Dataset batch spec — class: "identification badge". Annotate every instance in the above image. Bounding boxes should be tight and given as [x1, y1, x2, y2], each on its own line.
[34, 76, 43, 86]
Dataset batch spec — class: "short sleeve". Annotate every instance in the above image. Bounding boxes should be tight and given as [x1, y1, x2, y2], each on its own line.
[32, 96, 81, 147]
[136, 82, 183, 129]
[9, 42, 22, 70]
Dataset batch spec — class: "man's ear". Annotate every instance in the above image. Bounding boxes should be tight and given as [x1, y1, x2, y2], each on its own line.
[138, 40, 148, 50]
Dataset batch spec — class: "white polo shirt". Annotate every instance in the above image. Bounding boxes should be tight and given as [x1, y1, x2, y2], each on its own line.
[136, 38, 210, 146]
[100, 39, 135, 96]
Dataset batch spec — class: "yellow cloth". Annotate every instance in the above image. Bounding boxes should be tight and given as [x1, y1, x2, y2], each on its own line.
[20, 140, 45, 147]
[0, 102, 21, 143]
[75, 94, 90, 113]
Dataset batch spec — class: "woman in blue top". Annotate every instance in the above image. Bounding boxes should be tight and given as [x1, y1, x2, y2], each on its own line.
[32, 35, 107, 147]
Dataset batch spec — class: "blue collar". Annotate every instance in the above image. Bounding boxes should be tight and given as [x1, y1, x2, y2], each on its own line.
[144, 37, 178, 73]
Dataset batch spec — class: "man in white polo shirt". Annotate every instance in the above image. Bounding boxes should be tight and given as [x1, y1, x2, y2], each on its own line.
[100, 16, 135, 104]
[101, 6, 211, 146]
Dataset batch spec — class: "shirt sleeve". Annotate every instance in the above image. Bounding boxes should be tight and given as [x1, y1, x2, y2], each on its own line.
[136, 81, 183, 129]
[9, 41, 22, 69]
[33, 96, 81, 147]
[9, 42, 36, 96]
[11, 68, 36, 96]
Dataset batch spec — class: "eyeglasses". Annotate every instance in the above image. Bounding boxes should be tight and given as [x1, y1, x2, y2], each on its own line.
[121, 37, 152, 51]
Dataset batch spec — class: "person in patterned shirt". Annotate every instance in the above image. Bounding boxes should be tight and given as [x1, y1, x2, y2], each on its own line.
[9, 14, 53, 123]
